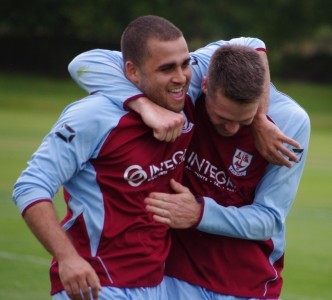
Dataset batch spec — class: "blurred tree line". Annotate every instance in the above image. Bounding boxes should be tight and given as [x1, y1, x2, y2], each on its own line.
[1, 0, 331, 81]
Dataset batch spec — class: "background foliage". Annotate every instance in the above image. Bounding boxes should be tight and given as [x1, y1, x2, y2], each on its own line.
[1, 0, 332, 80]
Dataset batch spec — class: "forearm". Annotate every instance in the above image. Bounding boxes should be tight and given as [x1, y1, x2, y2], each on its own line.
[197, 148, 308, 240]
[24, 201, 102, 298]
[254, 50, 270, 118]
[23, 201, 78, 261]
[68, 49, 142, 107]
[197, 197, 281, 240]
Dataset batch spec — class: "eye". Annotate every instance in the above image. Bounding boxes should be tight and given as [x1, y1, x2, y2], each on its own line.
[182, 59, 191, 69]
[159, 65, 172, 72]
[159, 64, 176, 73]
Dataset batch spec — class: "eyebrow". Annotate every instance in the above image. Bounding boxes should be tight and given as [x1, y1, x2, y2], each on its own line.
[218, 115, 254, 124]
[156, 57, 191, 71]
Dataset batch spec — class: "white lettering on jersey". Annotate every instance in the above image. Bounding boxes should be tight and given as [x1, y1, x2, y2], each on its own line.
[186, 151, 236, 192]
[124, 150, 187, 187]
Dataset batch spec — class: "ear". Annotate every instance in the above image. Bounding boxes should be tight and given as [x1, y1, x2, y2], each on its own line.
[201, 76, 208, 95]
[125, 61, 139, 84]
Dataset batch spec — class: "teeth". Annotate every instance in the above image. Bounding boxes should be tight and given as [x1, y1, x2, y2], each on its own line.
[170, 88, 182, 93]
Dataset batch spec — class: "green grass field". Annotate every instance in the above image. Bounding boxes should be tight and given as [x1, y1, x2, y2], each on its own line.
[0, 73, 331, 299]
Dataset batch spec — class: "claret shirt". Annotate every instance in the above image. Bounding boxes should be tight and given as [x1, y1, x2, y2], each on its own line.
[166, 95, 273, 297]
[165, 85, 310, 299]
[13, 94, 194, 294]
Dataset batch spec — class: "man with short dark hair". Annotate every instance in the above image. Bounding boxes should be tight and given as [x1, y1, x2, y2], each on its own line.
[13, 15, 195, 300]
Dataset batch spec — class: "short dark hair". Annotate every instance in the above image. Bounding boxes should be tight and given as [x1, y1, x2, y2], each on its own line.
[207, 45, 265, 104]
[121, 15, 183, 66]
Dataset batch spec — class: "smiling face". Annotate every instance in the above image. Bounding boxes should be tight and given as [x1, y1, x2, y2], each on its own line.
[125, 37, 192, 113]
[203, 78, 259, 137]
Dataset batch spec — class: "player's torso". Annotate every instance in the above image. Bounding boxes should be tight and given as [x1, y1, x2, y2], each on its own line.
[166, 96, 282, 298]
[54, 97, 195, 290]
[185, 95, 267, 206]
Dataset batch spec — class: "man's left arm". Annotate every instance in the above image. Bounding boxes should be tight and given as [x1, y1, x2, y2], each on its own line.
[251, 50, 301, 167]
[145, 99, 310, 238]
[193, 96, 310, 239]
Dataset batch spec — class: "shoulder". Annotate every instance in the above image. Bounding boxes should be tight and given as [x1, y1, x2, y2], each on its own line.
[54, 94, 128, 137]
[62, 94, 126, 122]
[268, 84, 310, 135]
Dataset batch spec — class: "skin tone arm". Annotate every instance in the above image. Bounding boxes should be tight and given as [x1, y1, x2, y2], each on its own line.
[23, 202, 101, 300]
[129, 97, 185, 142]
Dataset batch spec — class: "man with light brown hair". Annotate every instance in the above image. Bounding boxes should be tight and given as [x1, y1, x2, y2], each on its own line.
[69, 35, 310, 299]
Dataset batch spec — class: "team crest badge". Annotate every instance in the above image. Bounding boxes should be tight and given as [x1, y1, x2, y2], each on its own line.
[181, 111, 194, 133]
[229, 148, 253, 176]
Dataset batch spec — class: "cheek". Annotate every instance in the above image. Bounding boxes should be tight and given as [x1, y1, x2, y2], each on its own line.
[149, 76, 169, 89]
[184, 68, 192, 81]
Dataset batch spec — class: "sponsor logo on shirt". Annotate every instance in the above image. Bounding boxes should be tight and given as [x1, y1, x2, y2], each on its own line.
[186, 151, 236, 192]
[124, 150, 187, 187]
[229, 148, 253, 176]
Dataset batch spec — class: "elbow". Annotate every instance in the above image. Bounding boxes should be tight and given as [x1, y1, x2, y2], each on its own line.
[246, 212, 283, 241]
[68, 59, 78, 79]
[261, 215, 283, 240]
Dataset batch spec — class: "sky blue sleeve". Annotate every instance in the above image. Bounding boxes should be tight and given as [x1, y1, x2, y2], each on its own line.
[188, 37, 266, 102]
[196, 85, 310, 240]
[68, 39, 266, 107]
[12, 95, 112, 213]
[68, 49, 143, 108]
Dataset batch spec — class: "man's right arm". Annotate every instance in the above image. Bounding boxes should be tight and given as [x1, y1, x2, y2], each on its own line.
[68, 49, 143, 109]
[24, 201, 101, 299]
[12, 98, 107, 299]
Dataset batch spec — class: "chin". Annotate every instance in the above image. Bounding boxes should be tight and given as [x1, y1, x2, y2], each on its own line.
[169, 102, 185, 113]
[218, 131, 235, 137]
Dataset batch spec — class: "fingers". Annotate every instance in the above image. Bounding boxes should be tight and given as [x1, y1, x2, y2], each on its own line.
[276, 133, 301, 164]
[279, 134, 301, 149]
[78, 280, 90, 300]
[154, 128, 179, 142]
[66, 284, 100, 300]
[153, 130, 166, 142]
[90, 284, 101, 300]
[65, 280, 90, 300]
[278, 145, 299, 163]
[87, 272, 101, 300]
[153, 115, 184, 142]
[60, 260, 101, 300]
[145, 196, 173, 222]
[146, 202, 172, 226]
[270, 152, 292, 168]
[145, 199, 170, 215]
[153, 214, 171, 225]
[65, 280, 83, 300]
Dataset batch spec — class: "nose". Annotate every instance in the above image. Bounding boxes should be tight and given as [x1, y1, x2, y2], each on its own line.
[172, 67, 187, 83]
[224, 122, 240, 135]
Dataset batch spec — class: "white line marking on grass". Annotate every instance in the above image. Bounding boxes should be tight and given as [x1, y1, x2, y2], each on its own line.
[0, 251, 50, 266]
